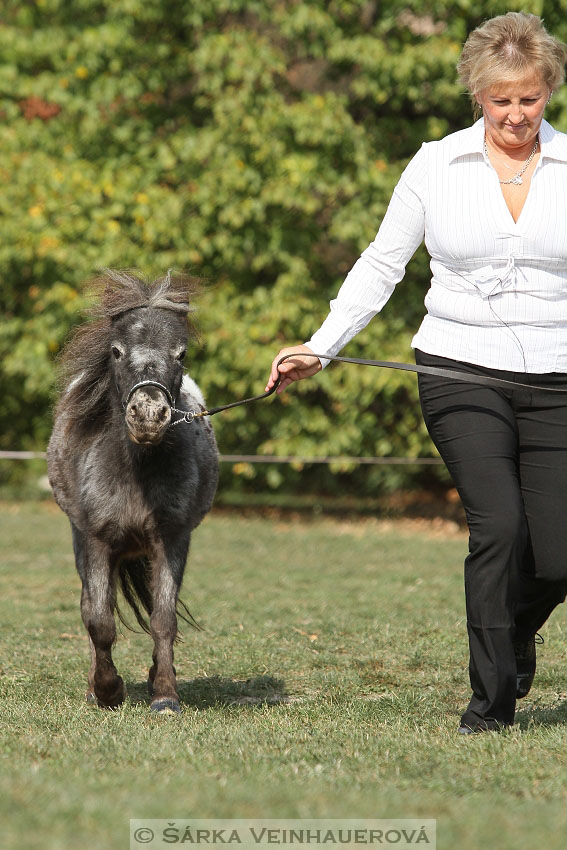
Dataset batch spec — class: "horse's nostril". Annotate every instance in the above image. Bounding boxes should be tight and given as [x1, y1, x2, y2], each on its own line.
[125, 386, 171, 437]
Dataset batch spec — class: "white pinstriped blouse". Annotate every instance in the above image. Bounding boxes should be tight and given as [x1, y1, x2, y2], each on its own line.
[307, 118, 567, 373]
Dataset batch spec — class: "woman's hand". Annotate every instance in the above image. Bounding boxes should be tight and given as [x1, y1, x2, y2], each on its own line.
[265, 344, 322, 394]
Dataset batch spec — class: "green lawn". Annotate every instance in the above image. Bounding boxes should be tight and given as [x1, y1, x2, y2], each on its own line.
[1, 502, 567, 850]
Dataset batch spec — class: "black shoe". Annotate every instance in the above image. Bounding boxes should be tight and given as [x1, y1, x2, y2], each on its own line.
[514, 632, 544, 699]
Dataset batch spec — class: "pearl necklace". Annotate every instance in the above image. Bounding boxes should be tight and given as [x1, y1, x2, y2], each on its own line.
[483, 136, 539, 185]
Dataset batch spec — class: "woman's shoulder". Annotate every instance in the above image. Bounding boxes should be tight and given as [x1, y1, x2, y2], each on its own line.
[400, 120, 483, 184]
[420, 119, 484, 161]
[539, 119, 567, 159]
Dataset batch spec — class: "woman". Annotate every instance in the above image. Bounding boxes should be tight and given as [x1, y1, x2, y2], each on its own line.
[266, 13, 567, 733]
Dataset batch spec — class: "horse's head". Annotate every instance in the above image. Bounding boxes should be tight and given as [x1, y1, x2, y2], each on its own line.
[110, 307, 188, 446]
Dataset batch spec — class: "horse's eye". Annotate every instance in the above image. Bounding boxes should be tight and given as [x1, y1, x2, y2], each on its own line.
[111, 345, 124, 360]
[177, 349, 187, 362]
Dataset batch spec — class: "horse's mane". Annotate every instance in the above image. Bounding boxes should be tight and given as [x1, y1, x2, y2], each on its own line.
[56, 270, 200, 428]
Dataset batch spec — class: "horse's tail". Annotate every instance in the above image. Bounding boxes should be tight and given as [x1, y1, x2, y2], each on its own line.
[116, 558, 202, 640]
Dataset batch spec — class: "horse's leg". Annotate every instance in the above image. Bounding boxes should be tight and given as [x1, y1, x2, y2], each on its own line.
[78, 533, 125, 708]
[71, 525, 94, 702]
[71, 525, 99, 704]
[86, 636, 97, 704]
[147, 651, 176, 697]
[147, 535, 189, 713]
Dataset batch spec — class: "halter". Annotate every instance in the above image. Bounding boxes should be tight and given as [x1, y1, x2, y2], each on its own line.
[124, 379, 204, 427]
[125, 380, 175, 408]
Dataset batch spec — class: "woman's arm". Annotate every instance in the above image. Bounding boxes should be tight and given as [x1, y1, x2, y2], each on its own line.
[266, 144, 428, 391]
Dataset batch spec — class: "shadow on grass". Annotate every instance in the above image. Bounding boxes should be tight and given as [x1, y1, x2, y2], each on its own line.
[515, 698, 567, 729]
[126, 674, 289, 709]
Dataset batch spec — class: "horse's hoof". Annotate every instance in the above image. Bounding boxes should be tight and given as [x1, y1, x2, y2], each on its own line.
[102, 687, 127, 709]
[147, 678, 155, 697]
[89, 678, 126, 709]
[151, 697, 181, 714]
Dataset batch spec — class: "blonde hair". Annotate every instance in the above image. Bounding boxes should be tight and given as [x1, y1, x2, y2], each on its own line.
[457, 12, 567, 117]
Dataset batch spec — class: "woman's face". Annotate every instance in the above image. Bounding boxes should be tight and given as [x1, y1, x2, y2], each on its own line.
[476, 71, 550, 150]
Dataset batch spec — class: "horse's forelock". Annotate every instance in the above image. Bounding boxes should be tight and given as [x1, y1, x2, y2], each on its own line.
[87, 270, 149, 319]
[87, 269, 199, 320]
[149, 271, 199, 316]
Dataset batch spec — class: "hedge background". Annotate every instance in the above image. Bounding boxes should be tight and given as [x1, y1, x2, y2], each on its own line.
[2, 0, 567, 497]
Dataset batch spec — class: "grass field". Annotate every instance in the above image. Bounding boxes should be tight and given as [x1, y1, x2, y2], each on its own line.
[1, 501, 567, 850]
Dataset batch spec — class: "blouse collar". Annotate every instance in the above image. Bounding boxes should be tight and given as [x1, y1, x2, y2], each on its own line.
[448, 117, 567, 163]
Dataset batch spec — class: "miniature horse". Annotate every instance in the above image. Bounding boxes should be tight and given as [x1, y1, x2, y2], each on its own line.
[47, 271, 218, 713]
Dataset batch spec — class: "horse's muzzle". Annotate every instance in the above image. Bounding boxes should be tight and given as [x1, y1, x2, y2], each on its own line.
[125, 387, 172, 445]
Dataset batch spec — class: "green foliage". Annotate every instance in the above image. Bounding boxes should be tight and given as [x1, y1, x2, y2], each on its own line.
[2, 0, 567, 494]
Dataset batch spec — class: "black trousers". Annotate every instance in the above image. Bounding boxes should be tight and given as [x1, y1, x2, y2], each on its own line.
[415, 349, 567, 729]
